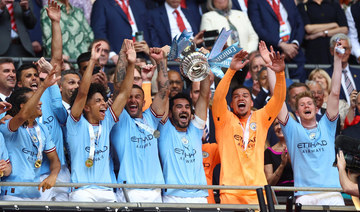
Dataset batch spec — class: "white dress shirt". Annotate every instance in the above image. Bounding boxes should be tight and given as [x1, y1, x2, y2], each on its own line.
[165, 2, 193, 40]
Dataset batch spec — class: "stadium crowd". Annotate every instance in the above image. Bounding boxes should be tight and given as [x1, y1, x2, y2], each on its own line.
[0, 0, 360, 206]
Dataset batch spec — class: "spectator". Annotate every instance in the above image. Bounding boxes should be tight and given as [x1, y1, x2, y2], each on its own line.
[42, 0, 92, 24]
[243, 53, 266, 97]
[276, 41, 345, 205]
[345, 1, 360, 64]
[41, 0, 94, 59]
[159, 76, 211, 203]
[212, 49, 286, 204]
[200, 0, 258, 53]
[344, 91, 360, 129]
[91, 0, 148, 62]
[264, 118, 294, 197]
[88, 39, 111, 72]
[169, 70, 184, 98]
[326, 34, 360, 106]
[297, 0, 348, 65]
[231, 0, 247, 14]
[147, 0, 201, 47]
[308, 68, 331, 102]
[1, 71, 61, 201]
[110, 47, 168, 202]
[248, 0, 306, 82]
[0, 0, 36, 57]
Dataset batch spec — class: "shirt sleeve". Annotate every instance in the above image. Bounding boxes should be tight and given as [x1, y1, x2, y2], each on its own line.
[212, 68, 235, 127]
[0, 133, 9, 162]
[47, 85, 68, 125]
[42, 125, 56, 154]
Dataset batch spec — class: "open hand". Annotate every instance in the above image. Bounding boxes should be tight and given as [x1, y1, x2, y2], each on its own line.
[124, 39, 136, 64]
[266, 51, 285, 73]
[258, 41, 272, 65]
[34, 57, 53, 74]
[46, 0, 61, 22]
[43, 64, 61, 88]
[91, 43, 102, 62]
[229, 50, 249, 71]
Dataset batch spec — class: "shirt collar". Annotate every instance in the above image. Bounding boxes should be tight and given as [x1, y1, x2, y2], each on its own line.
[165, 2, 181, 13]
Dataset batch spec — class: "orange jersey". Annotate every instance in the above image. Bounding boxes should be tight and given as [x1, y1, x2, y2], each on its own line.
[202, 143, 220, 203]
[142, 82, 152, 112]
[212, 68, 286, 204]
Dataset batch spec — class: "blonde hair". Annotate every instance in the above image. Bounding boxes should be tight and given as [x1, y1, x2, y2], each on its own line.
[308, 69, 331, 94]
[207, 0, 232, 11]
[295, 91, 316, 111]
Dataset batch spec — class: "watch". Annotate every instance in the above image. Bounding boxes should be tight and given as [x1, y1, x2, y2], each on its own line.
[324, 30, 329, 37]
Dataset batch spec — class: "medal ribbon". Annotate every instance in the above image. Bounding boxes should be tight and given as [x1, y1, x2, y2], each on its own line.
[26, 124, 43, 162]
[134, 119, 157, 136]
[88, 123, 102, 161]
[239, 113, 252, 150]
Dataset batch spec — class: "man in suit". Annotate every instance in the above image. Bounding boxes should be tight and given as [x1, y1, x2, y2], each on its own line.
[0, 58, 16, 102]
[248, 0, 306, 82]
[147, 0, 201, 47]
[91, 0, 148, 60]
[0, 0, 36, 57]
[326, 33, 360, 105]
[232, 0, 247, 14]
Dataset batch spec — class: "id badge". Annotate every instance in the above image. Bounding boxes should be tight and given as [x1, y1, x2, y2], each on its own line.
[279, 21, 290, 42]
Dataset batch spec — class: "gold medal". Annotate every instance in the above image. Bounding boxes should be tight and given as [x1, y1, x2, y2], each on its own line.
[85, 158, 93, 168]
[153, 130, 160, 138]
[35, 160, 42, 168]
[0, 171, 4, 178]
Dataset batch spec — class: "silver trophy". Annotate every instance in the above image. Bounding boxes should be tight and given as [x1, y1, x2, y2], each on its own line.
[180, 43, 210, 82]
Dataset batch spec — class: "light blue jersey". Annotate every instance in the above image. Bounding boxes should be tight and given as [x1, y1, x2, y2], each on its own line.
[0, 120, 56, 198]
[158, 116, 208, 197]
[39, 85, 68, 174]
[280, 113, 341, 196]
[66, 107, 118, 190]
[110, 107, 164, 185]
[0, 132, 10, 192]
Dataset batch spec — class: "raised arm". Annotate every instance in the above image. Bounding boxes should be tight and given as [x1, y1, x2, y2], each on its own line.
[327, 41, 343, 119]
[111, 40, 136, 117]
[70, 44, 102, 120]
[195, 76, 211, 121]
[212, 50, 249, 122]
[46, 0, 62, 76]
[9, 68, 60, 131]
[149, 48, 169, 116]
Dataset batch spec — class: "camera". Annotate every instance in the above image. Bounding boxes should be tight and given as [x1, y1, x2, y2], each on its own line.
[334, 135, 360, 173]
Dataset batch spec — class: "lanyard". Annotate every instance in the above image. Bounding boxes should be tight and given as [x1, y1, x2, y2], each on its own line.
[267, 0, 283, 22]
[26, 124, 43, 162]
[134, 119, 160, 138]
[239, 113, 252, 150]
[115, 0, 134, 25]
[88, 123, 102, 161]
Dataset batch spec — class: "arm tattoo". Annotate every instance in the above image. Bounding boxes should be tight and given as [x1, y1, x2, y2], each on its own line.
[114, 53, 127, 85]
[157, 60, 169, 100]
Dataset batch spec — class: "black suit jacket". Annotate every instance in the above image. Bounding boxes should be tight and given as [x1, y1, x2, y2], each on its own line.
[0, 1, 36, 56]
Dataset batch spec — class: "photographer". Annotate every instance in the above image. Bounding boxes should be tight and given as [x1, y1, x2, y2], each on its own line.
[337, 150, 360, 197]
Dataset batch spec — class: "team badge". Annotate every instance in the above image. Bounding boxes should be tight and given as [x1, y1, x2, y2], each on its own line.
[85, 158, 93, 168]
[250, 123, 257, 131]
[202, 151, 209, 158]
[309, 132, 316, 140]
[181, 137, 189, 145]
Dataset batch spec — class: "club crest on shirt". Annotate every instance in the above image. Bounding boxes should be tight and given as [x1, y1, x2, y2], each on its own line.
[250, 122, 256, 131]
[309, 132, 316, 140]
[202, 151, 209, 158]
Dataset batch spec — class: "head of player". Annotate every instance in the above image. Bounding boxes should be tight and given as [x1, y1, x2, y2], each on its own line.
[125, 84, 145, 118]
[168, 93, 193, 131]
[230, 85, 253, 119]
[295, 91, 317, 125]
[70, 83, 107, 123]
[7, 87, 42, 123]
[16, 64, 40, 92]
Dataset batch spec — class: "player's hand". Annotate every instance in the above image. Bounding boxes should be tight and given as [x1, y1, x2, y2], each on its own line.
[150, 48, 165, 63]
[229, 50, 249, 71]
[46, 0, 61, 22]
[38, 174, 57, 192]
[267, 51, 285, 73]
[141, 64, 156, 81]
[258, 41, 272, 65]
[0, 102, 11, 115]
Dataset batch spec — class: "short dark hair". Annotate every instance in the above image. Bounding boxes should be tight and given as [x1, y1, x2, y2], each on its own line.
[231, 85, 252, 98]
[88, 38, 110, 51]
[77, 52, 91, 68]
[16, 63, 38, 83]
[132, 84, 144, 97]
[70, 83, 107, 108]
[287, 82, 309, 98]
[61, 69, 82, 83]
[169, 92, 192, 111]
[7, 87, 33, 117]
[0, 58, 13, 66]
